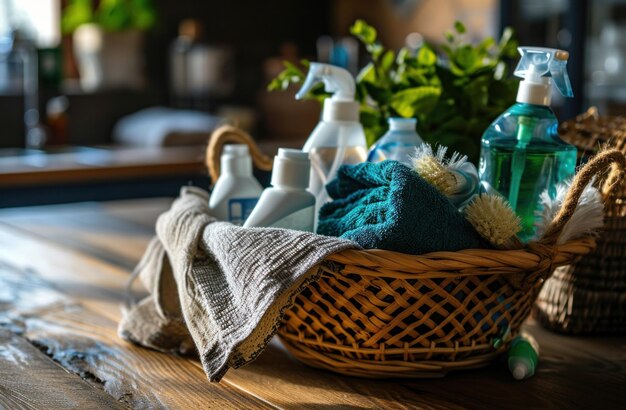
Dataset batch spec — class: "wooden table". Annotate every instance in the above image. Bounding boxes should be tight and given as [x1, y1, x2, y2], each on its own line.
[0, 147, 207, 188]
[0, 199, 624, 409]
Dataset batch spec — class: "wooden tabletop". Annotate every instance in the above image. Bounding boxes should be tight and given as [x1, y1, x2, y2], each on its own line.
[0, 147, 207, 188]
[0, 199, 625, 409]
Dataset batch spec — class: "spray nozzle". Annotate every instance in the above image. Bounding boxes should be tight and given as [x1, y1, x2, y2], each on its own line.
[514, 47, 573, 98]
[296, 62, 356, 101]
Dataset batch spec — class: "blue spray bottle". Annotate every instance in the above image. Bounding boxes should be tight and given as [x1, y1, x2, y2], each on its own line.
[479, 47, 577, 241]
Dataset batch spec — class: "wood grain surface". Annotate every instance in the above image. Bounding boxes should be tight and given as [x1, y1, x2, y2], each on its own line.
[0, 259, 274, 410]
[0, 329, 127, 410]
[0, 199, 625, 409]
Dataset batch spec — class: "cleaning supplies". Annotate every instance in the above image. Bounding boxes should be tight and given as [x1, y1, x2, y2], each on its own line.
[243, 149, 315, 231]
[296, 63, 368, 227]
[317, 160, 487, 254]
[367, 117, 424, 166]
[209, 144, 263, 225]
[479, 47, 578, 241]
[464, 194, 523, 249]
[508, 333, 539, 380]
[412, 144, 480, 208]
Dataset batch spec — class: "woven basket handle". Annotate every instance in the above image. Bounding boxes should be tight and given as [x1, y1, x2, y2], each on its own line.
[205, 125, 273, 184]
[540, 148, 626, 245]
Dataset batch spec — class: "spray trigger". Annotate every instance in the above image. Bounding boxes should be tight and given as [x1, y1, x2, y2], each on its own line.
[514, 47, 573, 98]
[296, 63, 356, 101]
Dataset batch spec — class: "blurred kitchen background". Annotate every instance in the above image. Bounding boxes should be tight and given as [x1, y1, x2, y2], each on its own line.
[0, 0, 624, 207]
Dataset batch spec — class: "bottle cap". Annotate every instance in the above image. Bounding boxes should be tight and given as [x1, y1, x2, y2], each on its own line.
[322, 99, 359, 122]
[223, 144, 249, 157]
[388, 117, 417, 131]
[271, 148, 310, 189]
[511, 362, 530, 380]
[221, 144, 252, 176]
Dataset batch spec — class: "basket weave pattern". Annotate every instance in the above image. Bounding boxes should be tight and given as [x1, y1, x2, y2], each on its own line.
[534, 109, 626, 334]
[278, 241, 594, 377]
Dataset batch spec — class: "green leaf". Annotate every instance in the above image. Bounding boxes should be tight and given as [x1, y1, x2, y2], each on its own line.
[267, 61, 306, 91]
[389, 86, 441, 118]
[396, 47, 410, 64]
[380, 50, 395, 72]
[498, 27, 518, 58]
[367, 43, 384, 61]
[96, 0, 133, 31]
[417, 47, 437, 66]
[61, 0, 93, 33]
[454, 21, 466, 34]
[356, 62, 376, 83]
[477, 37, 495, 54]
[363, 82, 392, 105]
[350, 19, 377, 45]
[454, 45, 478, 72]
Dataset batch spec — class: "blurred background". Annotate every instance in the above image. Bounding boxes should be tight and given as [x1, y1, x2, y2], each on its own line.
[0, 0, 623, 207]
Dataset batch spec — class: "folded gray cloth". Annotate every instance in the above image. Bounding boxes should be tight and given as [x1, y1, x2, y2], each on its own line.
[118, 186, 355, 382]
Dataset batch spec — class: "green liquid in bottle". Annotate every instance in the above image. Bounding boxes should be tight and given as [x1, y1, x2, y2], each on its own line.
[479, 103, 577, 241]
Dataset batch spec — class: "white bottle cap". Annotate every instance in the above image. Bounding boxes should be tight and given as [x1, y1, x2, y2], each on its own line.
[271, 148, 310, 189]
[516, 77, 552, 106]
[512, 362, 529, 380]
[389, 117, 417, 131]
[221, 144, 252, 176]
[322, 99, 359, 122]
[223, 144, 249, 156]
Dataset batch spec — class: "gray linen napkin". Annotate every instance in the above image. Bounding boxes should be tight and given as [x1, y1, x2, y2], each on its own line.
[118, 186, 356, 382]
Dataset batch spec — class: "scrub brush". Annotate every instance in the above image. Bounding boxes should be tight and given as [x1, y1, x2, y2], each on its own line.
[412, 144, 480, 206]
[464, 193, 523, 249]
[534, 179, 604, 245]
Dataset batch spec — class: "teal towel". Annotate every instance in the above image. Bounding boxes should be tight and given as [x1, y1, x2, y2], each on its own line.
[317, 160, 486, 254]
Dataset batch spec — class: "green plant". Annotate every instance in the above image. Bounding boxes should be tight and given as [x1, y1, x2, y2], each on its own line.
[269, 20, 519, 162]
[62, 0, 156, 33]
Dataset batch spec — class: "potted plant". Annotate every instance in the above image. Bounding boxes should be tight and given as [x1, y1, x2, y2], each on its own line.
[62, 0, 156, 91]
[269, 20, 519, 162]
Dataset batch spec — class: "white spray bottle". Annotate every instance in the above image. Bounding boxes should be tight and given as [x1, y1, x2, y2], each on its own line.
[296, 63, 368, 229]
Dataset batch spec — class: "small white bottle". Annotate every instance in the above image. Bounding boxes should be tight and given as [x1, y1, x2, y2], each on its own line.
[209, 144, 263, 225]
[243, 148, 315, 232]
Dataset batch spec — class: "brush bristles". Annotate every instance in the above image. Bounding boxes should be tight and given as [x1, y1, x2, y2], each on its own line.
[534, 179, 604, 244]
[465, 194, 522, 249]
[414, 156, 456, 195]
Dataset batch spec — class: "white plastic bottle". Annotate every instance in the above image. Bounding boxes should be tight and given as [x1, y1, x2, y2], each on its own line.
[243, 148, 315, 232]
[209, 144, 263, 225]
[296, 63, 368, 228]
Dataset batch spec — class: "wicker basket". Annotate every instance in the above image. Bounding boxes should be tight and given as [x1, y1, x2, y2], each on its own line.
[533, 108, 626, 334]
[206, 126, 624, 377]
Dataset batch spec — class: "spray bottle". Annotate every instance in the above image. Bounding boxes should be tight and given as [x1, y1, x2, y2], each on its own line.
[296, 63, 368, 229]
[479, 47, 577, 241]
